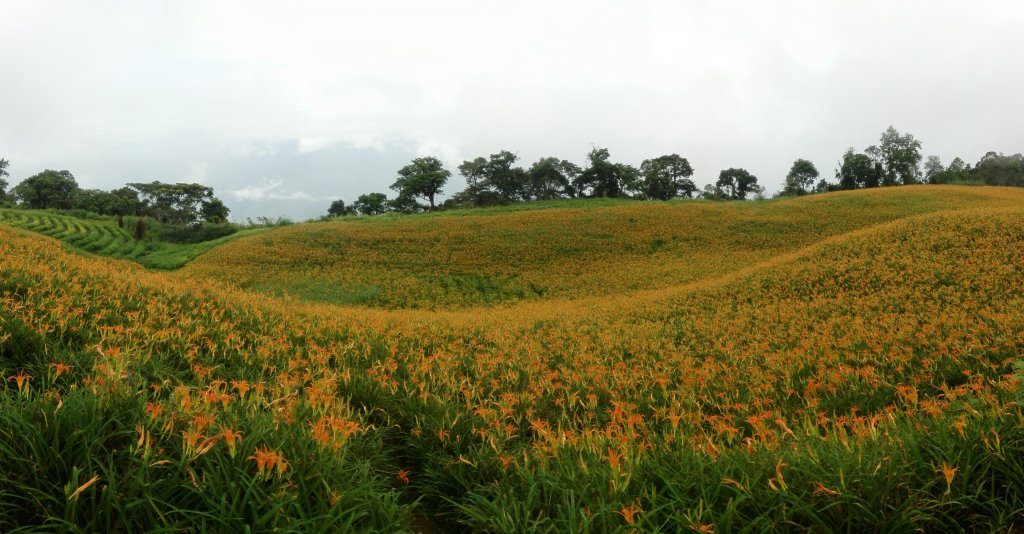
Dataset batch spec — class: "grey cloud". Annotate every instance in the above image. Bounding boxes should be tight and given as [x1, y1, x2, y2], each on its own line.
[2, 0, 1023, 221]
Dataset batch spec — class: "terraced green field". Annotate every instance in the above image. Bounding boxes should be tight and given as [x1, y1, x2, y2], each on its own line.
[0, 209, 265, 270]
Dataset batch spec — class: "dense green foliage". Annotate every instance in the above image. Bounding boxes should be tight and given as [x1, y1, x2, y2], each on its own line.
[11, 169, 80, 210]
[0, 158, 9, 201]
[127, 181, 230, 226]
[391, 156, 451, 210]
[782, 158, 819, 195]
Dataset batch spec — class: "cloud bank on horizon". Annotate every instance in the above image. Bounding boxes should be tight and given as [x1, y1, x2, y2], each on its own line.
[2, 0, 1023, 220]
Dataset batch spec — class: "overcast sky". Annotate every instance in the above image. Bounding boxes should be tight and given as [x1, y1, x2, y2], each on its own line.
[2, 0, 1023, 221]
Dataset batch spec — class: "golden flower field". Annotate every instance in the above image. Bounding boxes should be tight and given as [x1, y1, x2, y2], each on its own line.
[2, 185, 1024, 531]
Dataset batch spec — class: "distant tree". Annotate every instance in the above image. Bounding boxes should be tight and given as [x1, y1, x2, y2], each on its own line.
[836, 149, 876, 190]
[353, 192, 389, 216]
[0, 158, 9, 200]
[970, 151, 1024, 186]
[867, 126, 923, 185]
[128, 181, 222, 226]
[640, 154, 696, 200]
[868, 162, 884, 188]
[617, 163, 642, 197]
[72, 187, 142, 216]
[389, 191, 423, 213]
[947, 157, 968, 174]
[458, 151, 529, 202]
[391, 157, 450, 209]
[813, 178, 836, 193]
[134, 218, 146, 240]
[782, 159, 819, 195]
[946, 157, 970, 183]
[74, 189, 114, 214]
[575, 147, 633, 198]
[327, 199, 351, 217]
[715, 168, 759, 200]
[108, 186, 144, 216]
[526, 157, 580, 200]
[200, 198, 230, 223]
[923, 155, 944, 183]
[443, 188, 505, 208]
[699, 183, 721, 200]
[922, 155, 967, 185]
[12, 169, 80, 209]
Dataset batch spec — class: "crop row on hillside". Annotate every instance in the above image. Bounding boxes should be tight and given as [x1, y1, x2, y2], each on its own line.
[0, 209, 265, 270]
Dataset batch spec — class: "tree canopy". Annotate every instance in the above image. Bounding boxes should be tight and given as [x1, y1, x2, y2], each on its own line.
[782, 159, 819, 196]
[526, 157, 579, 200]
[391, 157, 450, 209]
[353, 192, 389, 216]
[327, 199, 352, 217]
[574, 147, 637, 198]
[12, 169, 80, 209]
[127, 181, 226, 226]
[867, 126, 922, 186]
[834, 148, 878, 190]
[458, 151, 529, 203]
[640, 154, 696, 200]
[970, 152, 1024, 186]
[75, 187, 144, 216]
[0, 158, 9, 200]
[716, 168, 759, 200]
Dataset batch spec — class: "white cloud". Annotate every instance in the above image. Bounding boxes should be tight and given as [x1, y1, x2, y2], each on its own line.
[297, 134, 387, 154]
[228, 179, 315, 202]
[185, 162, 209, 183]
[3, 0, 1024, 220]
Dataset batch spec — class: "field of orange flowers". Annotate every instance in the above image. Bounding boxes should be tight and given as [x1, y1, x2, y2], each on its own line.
[3, 185, 1024, 531]
[182, 185, 1024, 309]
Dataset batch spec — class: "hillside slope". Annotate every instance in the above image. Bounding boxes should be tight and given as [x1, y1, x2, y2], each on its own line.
[181, 185, 1024, 308]
[0, 209, 265, 269]
[3, 187, 1024, 530]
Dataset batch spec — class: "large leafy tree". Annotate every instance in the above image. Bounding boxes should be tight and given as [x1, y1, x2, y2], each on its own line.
[200, 198, 230, 224]
[782, 159, 819, 196]
[391, 157, 450, 209]
[835, 149, 877, 190]
[944, 157, 970, 183]
[526, 157, 580, 200]
[715, 168, 759, 200]
[389, 191, 423, 213]
[128, 181, 221, 226]
[75, 187, 143, 216]
[970, 151, 1024, 186]
[575, 147, 635, 198]
[0, 158, 9, 199]
[458, 151, 529, 202]
[640, 154, 696, 200]
[353, 192, 389, 216]
[327, 199, 351, 217]
[12, 169, 80, 209]
[923, 155, 946, 184]
[867, 126, 922, 185]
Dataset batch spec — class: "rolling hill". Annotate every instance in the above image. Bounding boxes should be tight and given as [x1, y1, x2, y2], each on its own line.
[2, 185, 1024, 531]
[181, 185, 1024, 308]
